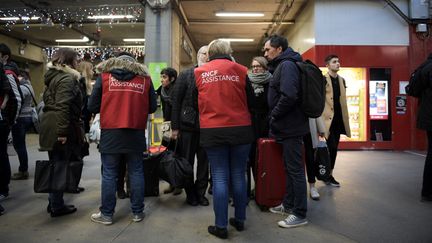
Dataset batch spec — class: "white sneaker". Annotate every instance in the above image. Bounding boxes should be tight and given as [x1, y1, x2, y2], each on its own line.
[278, 214, 308, 228]
[310, 187, 320, 200]
[91, 212, 113, 225]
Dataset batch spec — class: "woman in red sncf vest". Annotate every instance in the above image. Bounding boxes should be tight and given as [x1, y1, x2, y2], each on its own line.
[194, 39, 254, 239]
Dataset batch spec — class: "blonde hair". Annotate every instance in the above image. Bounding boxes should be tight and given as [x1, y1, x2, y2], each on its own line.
[77, 61, 94, 95]
[208, 39, 232, 57]
[252, 56, 268, 70]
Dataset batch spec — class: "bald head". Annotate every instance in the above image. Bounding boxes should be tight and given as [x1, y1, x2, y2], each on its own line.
[197, 45, 208, 67]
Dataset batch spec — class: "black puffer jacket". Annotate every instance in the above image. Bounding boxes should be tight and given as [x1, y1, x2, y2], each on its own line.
[417, 54, 432, 131]
[171, 67, 200, 132]
[267, 47, 309, 139]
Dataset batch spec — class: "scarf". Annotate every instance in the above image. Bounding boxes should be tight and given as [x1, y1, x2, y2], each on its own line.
[248, 71, 272, 96]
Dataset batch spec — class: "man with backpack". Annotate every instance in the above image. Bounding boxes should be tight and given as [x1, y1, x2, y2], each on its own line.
[0, 43, 22, 202]
[264, 35, 309, 228]
[321, 54, 351, 187]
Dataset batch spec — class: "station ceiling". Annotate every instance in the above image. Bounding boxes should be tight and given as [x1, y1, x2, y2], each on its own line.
[0, 0, 307, 52]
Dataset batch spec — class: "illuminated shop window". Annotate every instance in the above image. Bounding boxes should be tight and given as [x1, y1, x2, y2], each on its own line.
[320, 68, 367, 142]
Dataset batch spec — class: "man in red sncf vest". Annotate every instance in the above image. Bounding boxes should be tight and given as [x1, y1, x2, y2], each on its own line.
[88, 53, 157, 225]
[194, 39, 254, 239]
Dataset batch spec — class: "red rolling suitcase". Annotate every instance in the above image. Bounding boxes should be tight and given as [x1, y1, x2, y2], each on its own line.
[254, 138, 286, 210]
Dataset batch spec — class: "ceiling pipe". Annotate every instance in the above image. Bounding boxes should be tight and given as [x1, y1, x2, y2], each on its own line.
[188, 21, 294, 25]
[383, 0, 413, 24]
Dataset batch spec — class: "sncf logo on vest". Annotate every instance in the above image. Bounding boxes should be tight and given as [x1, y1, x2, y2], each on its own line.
[201, 70, 240, 84]
[108, 75, 146, 94]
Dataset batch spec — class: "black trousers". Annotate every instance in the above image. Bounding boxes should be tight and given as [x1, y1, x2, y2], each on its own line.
[303, 133, 317, 183]
[422, 131, 432, 197]
[178, 131, 209, 198]
[0, 122, 11, 195]
[327, 128, 341, 172]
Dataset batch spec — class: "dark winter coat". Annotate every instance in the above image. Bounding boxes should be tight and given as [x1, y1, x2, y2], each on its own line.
[39, 63, 83, 151]
[417, 54, 432, 131]
[88, 58, 158, 153]
[171, 66, 200, 132]
[267, 47, 309, 139]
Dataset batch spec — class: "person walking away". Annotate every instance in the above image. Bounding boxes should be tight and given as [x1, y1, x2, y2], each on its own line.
[264, 35, 309, 228]
[195, 39, 254, 239]
[88, 53, 157, 225]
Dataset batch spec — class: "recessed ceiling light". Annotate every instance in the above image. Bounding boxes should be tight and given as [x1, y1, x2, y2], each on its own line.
[123, 38, 145, 42]
[219, 38, 254, 42]
[215, 12, 264, 17]
[88, 15, 134, 20]
[0, 16, 39, 21]
[55, 36, 89, 43]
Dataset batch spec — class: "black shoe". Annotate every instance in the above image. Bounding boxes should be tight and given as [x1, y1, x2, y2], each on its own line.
[67, 187, 85, 194]
[117, 189, 127, 199]
[421, 195, 432, 202]
[0, 204, 4, 215]
[208, 225, 228, 239]
[229, 217, 244, 231]
[198, 196, 209, 206]
[186, 196, 198, 206]
[50, 205, 77, 217]
[326, 176, 340, 187]
[47, 204, 76, 213]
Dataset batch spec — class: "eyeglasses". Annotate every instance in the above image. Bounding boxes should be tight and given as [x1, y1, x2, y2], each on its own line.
[251, 65, 262, 69]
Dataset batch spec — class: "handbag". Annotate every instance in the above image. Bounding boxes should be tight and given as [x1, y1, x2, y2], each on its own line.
[34, 159, 83, 193]
[158, 141, 193, 188]
[22, 85, 40, 133]
[180, 106, 197, 127]
[314, 140, 331, 181]
[81, 140, 90, 158]
[161, 121, 172, 142]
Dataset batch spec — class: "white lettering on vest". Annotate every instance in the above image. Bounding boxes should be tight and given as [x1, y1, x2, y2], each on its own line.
[201, 70, 240, 84]
[108, 75, 145, 94]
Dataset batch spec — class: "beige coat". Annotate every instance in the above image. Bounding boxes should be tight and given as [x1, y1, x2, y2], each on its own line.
[320, 73, 351, 138]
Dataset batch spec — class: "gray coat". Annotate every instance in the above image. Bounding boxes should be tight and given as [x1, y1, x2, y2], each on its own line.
[19, 80, 35, 118]
[309, 117, 326, 148]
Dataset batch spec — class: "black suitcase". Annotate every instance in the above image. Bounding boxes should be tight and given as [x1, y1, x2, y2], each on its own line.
[143, 152, 161, 197]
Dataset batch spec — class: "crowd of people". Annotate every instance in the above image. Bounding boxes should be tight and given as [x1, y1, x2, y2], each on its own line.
[0, 33, 431, 239]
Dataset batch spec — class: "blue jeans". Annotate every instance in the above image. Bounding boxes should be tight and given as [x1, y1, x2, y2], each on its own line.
[280, 137, 307, 218]
[12, 117, 33, 172]
[0, 121, 11, 195]
[100, 153, 144, 217]
[205, 144, 251, 228]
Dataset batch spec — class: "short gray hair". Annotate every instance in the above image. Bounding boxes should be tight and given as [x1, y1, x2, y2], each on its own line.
[208, 39, 232, 57]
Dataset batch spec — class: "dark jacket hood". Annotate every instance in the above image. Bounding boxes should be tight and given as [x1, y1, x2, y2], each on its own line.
[4, 61, 19, 75]
[44, 62, 81, 86]
[96, 57, 149, 82]
[268, 47, 302, 73]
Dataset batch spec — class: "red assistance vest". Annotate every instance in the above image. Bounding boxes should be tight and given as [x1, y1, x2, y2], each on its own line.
[100, 73, 151, 129]
[194, 59, 251, 129]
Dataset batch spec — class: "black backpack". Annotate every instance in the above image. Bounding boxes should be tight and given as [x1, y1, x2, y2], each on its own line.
[406, 59, 432, 98]
[293, 59, 326, 118]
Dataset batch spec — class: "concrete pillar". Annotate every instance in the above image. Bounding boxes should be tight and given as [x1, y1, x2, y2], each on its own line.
[144, 4, 173, 89]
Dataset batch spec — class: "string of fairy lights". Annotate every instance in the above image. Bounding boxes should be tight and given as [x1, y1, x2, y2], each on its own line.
[0, 5, 144, 31]
[44, 46, 145, 62]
